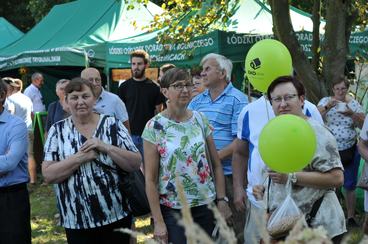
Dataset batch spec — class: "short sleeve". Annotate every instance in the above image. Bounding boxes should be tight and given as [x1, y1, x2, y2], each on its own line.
[237, 106, 250, 141]
[309, 123, 343, 172]
[349, 99, 364, 113]
[142, 118, 159, 145]
[231, 96, 248, 136]
[43, 125, 60, 162]
[115, 99, 129, 122]
[116, 119, 137, 152]
[317, 97, 330, 107]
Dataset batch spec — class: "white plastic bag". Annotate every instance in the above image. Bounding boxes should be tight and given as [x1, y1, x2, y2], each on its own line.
[267, 181, 302, 238]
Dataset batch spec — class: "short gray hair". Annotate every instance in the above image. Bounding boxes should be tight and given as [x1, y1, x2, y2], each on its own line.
[200, 53, 232, 82]
[31, 72, 43, 81]
[56, 79, 70, 87]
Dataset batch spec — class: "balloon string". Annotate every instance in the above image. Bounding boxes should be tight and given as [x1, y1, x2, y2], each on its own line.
[264, 94, 271, 121]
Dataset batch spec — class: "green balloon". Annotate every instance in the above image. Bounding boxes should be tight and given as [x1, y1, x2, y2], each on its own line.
[259, 114, 317, 173]
[245, 39, 293, 92]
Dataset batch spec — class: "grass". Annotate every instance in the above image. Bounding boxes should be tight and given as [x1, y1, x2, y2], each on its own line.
[29, 183, 366, 243]
[29, 183, 66, 244]
[29, 183, 153, 244]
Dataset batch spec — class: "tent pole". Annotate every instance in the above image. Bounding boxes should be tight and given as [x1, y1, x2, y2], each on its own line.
[106, 69, 111, 91]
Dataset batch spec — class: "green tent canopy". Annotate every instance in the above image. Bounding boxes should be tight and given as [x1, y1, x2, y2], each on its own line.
[0, 17, 23, 49]
[0, 0, 162, 71]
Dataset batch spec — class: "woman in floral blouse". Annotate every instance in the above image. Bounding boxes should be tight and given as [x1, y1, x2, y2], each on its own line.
[142, 68, 232, 244]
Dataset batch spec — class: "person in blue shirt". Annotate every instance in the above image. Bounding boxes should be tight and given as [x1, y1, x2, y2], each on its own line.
[45, 79, 70, 134]
[0, 80, 31, 244]
[188, 53, 248, 243]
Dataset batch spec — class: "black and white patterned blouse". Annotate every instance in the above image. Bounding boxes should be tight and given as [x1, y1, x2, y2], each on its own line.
[44, 114, 138, 229]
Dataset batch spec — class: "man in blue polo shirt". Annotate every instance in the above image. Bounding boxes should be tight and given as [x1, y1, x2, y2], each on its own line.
[0, 80, 31, 244]
[188, 53, 248, 242]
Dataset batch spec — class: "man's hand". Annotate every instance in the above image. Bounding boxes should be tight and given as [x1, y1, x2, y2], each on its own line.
[233, 186, 247, 212]
[217, 201, 233, 226]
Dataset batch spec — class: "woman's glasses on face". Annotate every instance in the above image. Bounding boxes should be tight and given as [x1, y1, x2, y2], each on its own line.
[270, 94, 298, 103]
[169, 83, 194, 91]
[333, 87, 348, 92]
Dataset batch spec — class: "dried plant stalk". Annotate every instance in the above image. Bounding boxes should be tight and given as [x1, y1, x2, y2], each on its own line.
[117, 228, 158, 244]
[176, 175, 214, 244]
[208, 203, 236, 243]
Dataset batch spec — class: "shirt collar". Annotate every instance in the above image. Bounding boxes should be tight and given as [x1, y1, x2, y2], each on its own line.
[97, 88, 106, 102]
[31, 83, 39, 90]
[204, 82, 233, 98]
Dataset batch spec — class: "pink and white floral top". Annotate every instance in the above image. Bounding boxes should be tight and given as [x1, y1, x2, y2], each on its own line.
[142, 111, 216, 209]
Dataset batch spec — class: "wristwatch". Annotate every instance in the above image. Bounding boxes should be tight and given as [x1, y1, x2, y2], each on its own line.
[290, 173, 297, 184]
[216, 196, 229, 203]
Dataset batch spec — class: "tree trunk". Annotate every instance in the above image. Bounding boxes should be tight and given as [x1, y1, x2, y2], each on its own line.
[311, 0, 321, 74]
[270, 0, 327, 103]
[322, 0, 349, 92]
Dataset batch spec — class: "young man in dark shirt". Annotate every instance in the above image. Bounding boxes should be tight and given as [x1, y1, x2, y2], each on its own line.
[118, 50, 165, 160]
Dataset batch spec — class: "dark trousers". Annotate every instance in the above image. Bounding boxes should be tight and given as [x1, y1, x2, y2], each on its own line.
[0, 183, 31, 244]
[65, 215, 132, 244]
[161, 204, 215, 244]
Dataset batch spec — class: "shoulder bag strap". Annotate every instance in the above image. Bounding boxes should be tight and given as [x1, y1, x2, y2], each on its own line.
[194, 111, 215, 181]
[306, 195, 324, 226]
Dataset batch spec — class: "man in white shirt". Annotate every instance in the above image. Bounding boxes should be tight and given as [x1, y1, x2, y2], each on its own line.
[81, 68, 130, 132]
[24, 72, 46, 113]
[3, 78, 36, 184]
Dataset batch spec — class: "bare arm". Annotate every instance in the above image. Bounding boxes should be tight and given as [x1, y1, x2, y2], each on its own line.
[80, 138, 141, 172]
[143, 140, 168, 242]
[42, 150, 97, 183]
[269, 168, 344, 189]
[206, 135, 232, 220]
[232, 138, 248, 211]
[218, 140, 235, 160]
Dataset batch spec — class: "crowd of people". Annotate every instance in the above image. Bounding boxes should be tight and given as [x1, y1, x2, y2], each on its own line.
[1, 49, 368, 244]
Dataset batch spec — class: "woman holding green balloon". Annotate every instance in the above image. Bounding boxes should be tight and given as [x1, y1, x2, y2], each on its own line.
[254, 76, 346, 243]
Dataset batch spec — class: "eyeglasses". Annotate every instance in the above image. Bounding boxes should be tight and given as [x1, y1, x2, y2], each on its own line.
[270, 94, 298, 103]
[333, 87, 347, 92]
[169, 83, 194, 91]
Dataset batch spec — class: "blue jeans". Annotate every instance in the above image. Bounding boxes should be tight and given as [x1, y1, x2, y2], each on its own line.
[131, 135, 144, 163]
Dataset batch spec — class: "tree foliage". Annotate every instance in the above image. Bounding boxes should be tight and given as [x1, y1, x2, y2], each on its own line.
[143, 0, 238, 43]
[27, 0, 74, 23]
[142, 0, 368, 102]
[0, 0, 35, 32]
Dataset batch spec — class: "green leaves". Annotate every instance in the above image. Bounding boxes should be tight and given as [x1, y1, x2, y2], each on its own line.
[143, 0, 239, 48]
